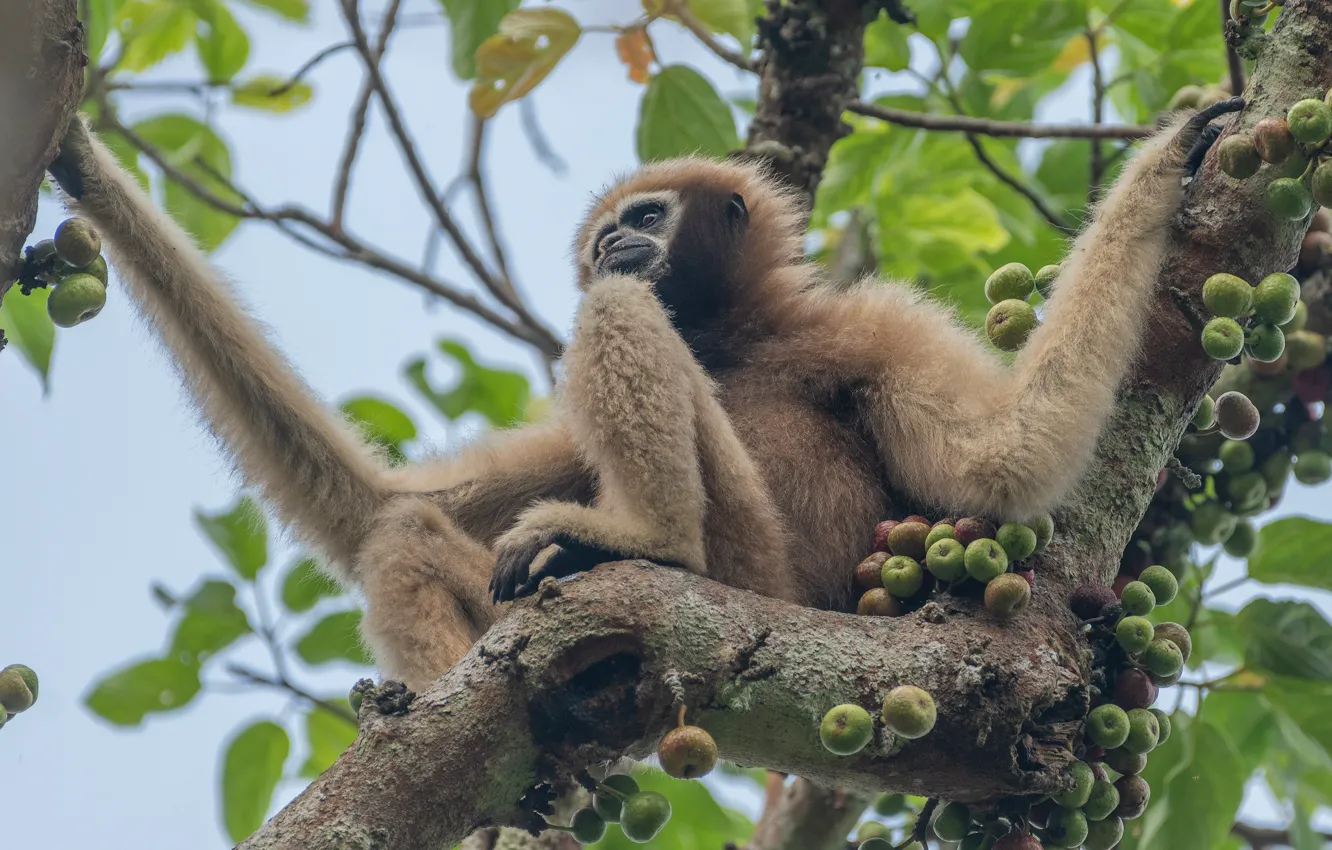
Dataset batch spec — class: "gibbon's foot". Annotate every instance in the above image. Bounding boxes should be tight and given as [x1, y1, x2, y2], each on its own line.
[1181, 96, 1246, 176]
[489, 532, 629, 603]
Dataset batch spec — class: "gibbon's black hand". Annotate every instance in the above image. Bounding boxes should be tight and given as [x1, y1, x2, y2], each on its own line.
[1182, 96, 1246, 177]
[489, 534, 625, 602]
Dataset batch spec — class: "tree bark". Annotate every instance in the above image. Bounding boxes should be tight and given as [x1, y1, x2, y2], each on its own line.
[0, 0, 85, 301]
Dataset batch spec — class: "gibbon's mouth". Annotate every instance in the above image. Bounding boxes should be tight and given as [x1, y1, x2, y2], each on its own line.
[599, 236, 658, 275]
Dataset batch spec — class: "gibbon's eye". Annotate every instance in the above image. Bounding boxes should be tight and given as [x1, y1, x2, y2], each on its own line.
[623, 202, 665, 231]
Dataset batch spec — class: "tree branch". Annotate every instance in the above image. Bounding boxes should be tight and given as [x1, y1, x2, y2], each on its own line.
[0, 0, 85, 302]
[668, 0, 754, 72]
[239, 563, 1086, 850]
[746, 778, 868, 850]
[330, 0, 400, 229]
[847, 101, 1155, 140]
[1231, 820, 1332, 848]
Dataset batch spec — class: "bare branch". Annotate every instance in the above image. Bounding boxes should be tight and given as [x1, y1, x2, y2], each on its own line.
[848, 101, 1155, 140]
[747, 778, 867, 850]
[1221, 0, 1247, 97]
[1231, 820, 1332, 848]
[1087, 26, 1108, 202]
[331, 0, 401, 229]
[226, 663, 357, 725]
[963, 133, 1073, 234]
[667, 0, 754, 73]
[462, 115, 517, 296]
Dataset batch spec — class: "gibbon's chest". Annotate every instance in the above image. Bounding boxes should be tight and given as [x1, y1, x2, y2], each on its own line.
[716, 378, 889, 566]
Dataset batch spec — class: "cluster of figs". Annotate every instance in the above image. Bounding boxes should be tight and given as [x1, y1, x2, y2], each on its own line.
[17, 217, 110, 328]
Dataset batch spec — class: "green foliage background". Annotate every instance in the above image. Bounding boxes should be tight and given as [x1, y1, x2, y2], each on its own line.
[9, 0, 1332, 847]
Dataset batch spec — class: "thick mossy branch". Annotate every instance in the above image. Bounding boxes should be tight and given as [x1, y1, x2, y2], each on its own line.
[0, 0, 84, 300]
[239, 563, 1087, 850]
[1049, 0, 1332, 591]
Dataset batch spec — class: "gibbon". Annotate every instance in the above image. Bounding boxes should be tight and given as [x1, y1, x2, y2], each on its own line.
[47, 101, 1239, 691]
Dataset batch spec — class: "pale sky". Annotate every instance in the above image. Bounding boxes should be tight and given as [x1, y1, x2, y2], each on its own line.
[1, 2, 1328, 847]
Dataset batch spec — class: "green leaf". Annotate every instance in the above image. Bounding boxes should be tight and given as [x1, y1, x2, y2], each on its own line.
[132, 113, 243, 251]
[438, 0, 522, 79]
[281, 557, 343, 612]
[959, 0, 1085, 75]
[864, 14, 911, 71]
[0, 287, 55, 391]
[405, 339, 530, 428]
[239, 0, 309, 22]
[115, 0, 196, 72]
[190, 0, 250, 83]
[230, 75, 313, 112]
[169, 579, 252, 660]
[637, 65, 740, 163]
[1265, 678, 1332, 769]
[295, 610, 373, 667]
[594, 767, 753, 849]
[1128, 720, 1245, 850]
[340, 395, 417, 463]
[300, 704, 357, 777]
[1237, 598, 1332, 681]
[221, 720, 290, 843]
[194, 495, 268, 581]
[468, 8, 582, 117]
[1249, 516, 1332, 590]
[85, 0, 123, 64]
[85, 657, 202, 726]
[687, 0, 754, 45]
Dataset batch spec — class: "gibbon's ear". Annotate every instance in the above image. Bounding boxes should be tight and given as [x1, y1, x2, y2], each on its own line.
[727, 192, 749, 228]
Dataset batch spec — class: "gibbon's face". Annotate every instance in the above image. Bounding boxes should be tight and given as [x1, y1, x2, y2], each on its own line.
[576, 158, 802, 329]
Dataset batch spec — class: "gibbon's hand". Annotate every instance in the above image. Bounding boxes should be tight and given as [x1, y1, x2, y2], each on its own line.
[1180, 96, 1247, 176]
[489, 529, 625, 602]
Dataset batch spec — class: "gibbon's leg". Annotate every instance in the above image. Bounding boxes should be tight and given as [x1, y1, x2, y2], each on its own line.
[861, 98, 1246, 521]
[47, 116, 387, 568]
[489, 274, 786, 602]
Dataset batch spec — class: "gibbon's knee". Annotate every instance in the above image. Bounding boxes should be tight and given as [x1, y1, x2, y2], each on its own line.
[356, 497, 497, 689]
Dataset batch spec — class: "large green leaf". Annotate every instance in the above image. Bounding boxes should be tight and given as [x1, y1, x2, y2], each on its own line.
[1249, 517, 1332, 590]
[438, 0, 522, 79]
[594, 767, 753, 849]
[1126, 719, 1245, 850]
[295, 610, 374, 666]
[959, 0, 1084, 75]
[221, 720, 290, 843]
[169, 578, 252, 661]
[864, 13, 912, 71]
[280, 556, 343, 613]
[132, 113, 243, 251]
[190, 0, 250, 83]
[1237, 598, 1332, 681]
[340, 395, 417, 464]
[230, 75, 313, 112]
[85, 0, 123, 63]
[115, 0, 196, 72]
[85, 657, 202, 726]
[637, 65, 739, 163]
[239, 0, 309, 22]
[686, 0, 754, 45]
[299, 704, 358, 777]
[1265, 678, 1332, 769]
[194, 495, 268, 581]
[406, 339, 530, 428]
[0, 287, 55, 391]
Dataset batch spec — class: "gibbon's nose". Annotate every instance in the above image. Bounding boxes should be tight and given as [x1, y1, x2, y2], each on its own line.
[598, 233, 657, 274]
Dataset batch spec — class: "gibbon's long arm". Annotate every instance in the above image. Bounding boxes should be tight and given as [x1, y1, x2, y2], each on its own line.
[48, 117, 389, 563]
[846, 100, 1244, 520]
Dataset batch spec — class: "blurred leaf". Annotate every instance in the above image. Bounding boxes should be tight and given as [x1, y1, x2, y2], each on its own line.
[439, 0, 522, 79]
[616, 26, 656, 85]
[194, 495, 268, 581]
[1249, 517, 1332, 590]
[116, 0, 196, 72]
[281, 557, 343, 613]
[340, 395, 417, 464]
[169, 579, 252, 661]
[0, 287, 55, 392]
[959, 0, 1084, 75]
[295, 610, 374, 666]
[100, 129, 149, 190]
[864, 13, 911, 71]
[406, 339, 530, 428]
[300, 703, 357, 777]
[1265, 679, 1332, 770]
[85, 0, 122, 63]
[1237, 598, 1332, 681]
[221, 720, 289, 843]
[85, 657, 202, 726]
[133, 113, 243, 251]
[1127, 719, 1244, 850]
[231, 75, 314, 112]
[594, 767, 753, 849]
[1035, 140, 1091, 221]
[191, 0, 250, 83]
[469, 7, 581, 117]
[239, 0, 309, 22]
[637, 65, 739, 163]
[686, 0, 754, 44]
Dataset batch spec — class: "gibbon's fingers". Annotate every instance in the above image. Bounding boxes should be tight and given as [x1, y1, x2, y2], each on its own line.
[49, 116, 389, 566]
[1180, 97, 1245, 175]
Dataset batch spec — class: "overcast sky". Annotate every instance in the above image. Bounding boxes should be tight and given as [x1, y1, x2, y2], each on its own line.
[2, 2, 1328, 847]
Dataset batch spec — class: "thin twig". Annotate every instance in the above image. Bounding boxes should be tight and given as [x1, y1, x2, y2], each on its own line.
[668, 0, 753, 72]
[848, 101, 1154, 140]
[337, 0, 562, 356]
[332, 0, 400, 229]
[519, 98, 568, 174]
[893, 799, 938, 849]
[1203, 575, 1250, 599]
[462, 115, 516, 296]
[1221, 0, 1247, 97]
[272, 40, 358, 96]
[227, 663, 358, 724]
[1087, 27, 1107, 202]
[964, 134, 1073, 234]
[1231, 820, 1332, 849]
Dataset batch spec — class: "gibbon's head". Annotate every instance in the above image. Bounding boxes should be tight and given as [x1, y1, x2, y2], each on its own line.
[575, 157, 807, 327]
